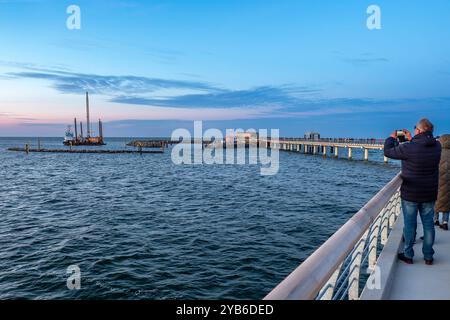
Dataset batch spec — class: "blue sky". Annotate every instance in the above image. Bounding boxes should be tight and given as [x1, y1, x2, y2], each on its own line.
[0, 0, 449, 137]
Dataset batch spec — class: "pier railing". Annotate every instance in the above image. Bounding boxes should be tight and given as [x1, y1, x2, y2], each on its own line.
[276, 137, 384, 145]
[264, 173, 402, 300]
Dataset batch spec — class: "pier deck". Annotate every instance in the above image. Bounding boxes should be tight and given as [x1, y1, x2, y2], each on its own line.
[264, 173, 450, 301]
[387, 218, 450, 300]
[359, 214, 450, 300]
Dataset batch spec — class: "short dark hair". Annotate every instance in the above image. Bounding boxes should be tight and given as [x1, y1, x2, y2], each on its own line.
[417, 118, 434, 132]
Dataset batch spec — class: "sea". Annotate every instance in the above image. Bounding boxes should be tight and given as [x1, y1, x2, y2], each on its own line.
[0, 137, 400, 299]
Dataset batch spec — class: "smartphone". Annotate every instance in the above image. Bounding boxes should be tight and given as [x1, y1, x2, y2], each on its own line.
[397, 130, 406, 143]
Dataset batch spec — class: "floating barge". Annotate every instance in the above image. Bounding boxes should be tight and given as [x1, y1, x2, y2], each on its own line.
[127, 140, 169, 148]
[64, 92, 105, 146]
[127, 139, 214, 147]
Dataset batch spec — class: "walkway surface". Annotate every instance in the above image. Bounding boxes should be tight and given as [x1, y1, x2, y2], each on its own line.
[388, 219, 450, 300]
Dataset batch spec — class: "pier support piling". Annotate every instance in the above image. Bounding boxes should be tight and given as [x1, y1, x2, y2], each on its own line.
[334, 147, 339, 158]
[364, 148, 369, 161]
[348, 148, 353, 160]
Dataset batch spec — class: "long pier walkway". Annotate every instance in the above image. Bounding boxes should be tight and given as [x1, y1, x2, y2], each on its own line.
[267, 138, 386, 162]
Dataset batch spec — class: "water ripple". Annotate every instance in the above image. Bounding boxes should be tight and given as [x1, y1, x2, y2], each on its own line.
[0, 137, 399, 299]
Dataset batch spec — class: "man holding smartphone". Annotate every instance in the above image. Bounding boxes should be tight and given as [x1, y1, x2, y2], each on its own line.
[384, 118, 442, 265]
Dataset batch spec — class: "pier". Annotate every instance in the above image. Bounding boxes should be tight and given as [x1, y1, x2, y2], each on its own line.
[266, 137, 387, 162]
[264, 173, 450, 300]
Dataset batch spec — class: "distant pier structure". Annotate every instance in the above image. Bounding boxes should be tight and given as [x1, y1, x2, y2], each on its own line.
[263, 132, 387, 163]
[64, 92, 105, 146]
[304, 132, 321, 140]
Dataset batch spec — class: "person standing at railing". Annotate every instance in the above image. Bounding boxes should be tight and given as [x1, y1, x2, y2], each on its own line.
[384, 118, 442, 265]
[435, 134, 450, 230]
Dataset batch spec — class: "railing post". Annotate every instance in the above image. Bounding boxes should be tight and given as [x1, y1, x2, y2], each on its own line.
[380, 205, 390, 245]
[389, 191, 401, 228]
[318, 263, 342, 300]
[349, 229, 369, 300]
[368, 217, 381, 268]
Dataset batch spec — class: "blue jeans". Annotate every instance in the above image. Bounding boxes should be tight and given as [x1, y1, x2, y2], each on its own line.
[435, 212, 450, 224]
[402, 200, 436, 260]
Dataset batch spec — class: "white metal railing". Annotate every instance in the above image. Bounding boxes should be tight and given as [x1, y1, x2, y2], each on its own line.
[264, 173, 402, 300]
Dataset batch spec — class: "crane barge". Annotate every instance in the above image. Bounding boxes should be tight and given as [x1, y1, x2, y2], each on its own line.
[64, 92, 105, 146]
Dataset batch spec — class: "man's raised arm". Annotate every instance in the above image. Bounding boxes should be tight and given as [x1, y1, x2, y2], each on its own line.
[384, 132, 409, 160]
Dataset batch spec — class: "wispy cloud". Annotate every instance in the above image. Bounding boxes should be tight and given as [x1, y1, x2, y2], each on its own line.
[48, 37, 185, 64]
[6, 67, 221, 96]
[111, 85, 319, 109]
[335, 52, 389, 66]
[4, 65, 321, 111]
[3, 63, 450, 123]
[342, 57, 389, 65]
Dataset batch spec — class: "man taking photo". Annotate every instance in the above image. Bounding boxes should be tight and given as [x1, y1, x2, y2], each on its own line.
[384, 118, 442, 265]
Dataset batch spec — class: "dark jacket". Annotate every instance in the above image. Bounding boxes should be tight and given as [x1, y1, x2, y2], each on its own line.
[384, 131, 442, 203]
[436, 134, 450, 213]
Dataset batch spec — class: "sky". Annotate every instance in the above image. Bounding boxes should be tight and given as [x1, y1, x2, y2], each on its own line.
[0, 0, 449, 137]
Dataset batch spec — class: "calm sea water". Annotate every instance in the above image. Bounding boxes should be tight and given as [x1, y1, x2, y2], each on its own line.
[0, 137, 399, 299]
